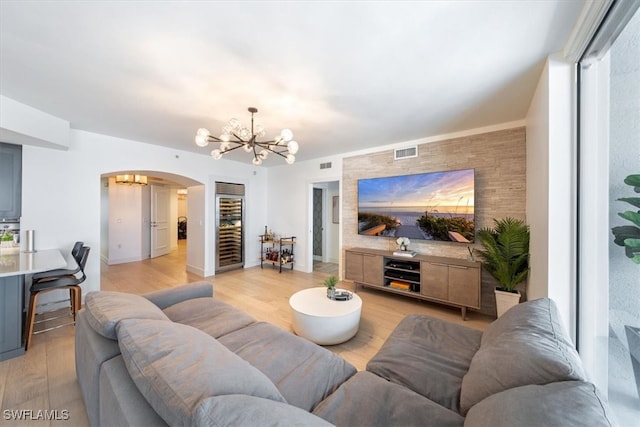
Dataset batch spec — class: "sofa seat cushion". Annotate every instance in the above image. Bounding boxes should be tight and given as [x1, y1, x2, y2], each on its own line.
[464, 381, 615, 427]
[218, 321, 357, 412]
[460, 298, 587, 415]
[313, 371, 464, 427]
[116, 319, 286, 427]
[84, 291, 170, 340]
[194, 395, 333, 427]
[366, 314, 482, 413]
[162, 297, 256, 338]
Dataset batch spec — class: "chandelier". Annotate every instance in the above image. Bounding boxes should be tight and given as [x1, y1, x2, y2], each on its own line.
[195, 107, 298, 166]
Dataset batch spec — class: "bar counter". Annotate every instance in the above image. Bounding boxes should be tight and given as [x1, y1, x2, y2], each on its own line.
[0, 249, 66, 360]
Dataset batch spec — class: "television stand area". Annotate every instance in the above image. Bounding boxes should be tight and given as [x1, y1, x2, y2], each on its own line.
[344, 248, 481, 320]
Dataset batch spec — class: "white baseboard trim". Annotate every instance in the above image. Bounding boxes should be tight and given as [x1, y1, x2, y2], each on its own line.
[107, 256, 144, 265]
[186, 263, 205, 277]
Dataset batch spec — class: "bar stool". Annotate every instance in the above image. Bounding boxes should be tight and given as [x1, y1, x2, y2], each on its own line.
[24, 245, 90, 351]
[31, 241, 84, 283]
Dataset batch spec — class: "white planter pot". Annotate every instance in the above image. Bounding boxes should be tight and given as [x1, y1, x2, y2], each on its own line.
[494, 288, 521, 317]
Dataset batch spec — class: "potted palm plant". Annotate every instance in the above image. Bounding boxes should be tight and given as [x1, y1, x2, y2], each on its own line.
[476, 217, 530, 317]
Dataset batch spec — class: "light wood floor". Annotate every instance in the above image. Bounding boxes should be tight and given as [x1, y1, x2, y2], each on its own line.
[0, 241, 492, 426]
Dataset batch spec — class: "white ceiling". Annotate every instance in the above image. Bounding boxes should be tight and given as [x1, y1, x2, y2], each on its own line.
[0, 1, 586, 166]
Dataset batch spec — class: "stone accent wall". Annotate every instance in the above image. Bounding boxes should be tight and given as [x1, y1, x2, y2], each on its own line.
[342, 126, 526, 316]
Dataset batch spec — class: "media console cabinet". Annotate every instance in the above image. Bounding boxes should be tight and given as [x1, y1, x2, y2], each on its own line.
[344, 248, 481, 320]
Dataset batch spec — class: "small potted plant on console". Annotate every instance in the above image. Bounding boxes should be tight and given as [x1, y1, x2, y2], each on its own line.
[476, 217, 530, 317]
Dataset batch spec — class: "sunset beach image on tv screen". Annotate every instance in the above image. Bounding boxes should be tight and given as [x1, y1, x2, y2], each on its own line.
[357, 169, 475, 243]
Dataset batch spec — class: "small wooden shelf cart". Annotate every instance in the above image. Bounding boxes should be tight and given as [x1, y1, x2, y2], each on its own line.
[260, 235, 296, 273]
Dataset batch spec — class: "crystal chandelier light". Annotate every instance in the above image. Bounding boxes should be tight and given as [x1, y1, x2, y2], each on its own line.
[195, 107, 298, 166]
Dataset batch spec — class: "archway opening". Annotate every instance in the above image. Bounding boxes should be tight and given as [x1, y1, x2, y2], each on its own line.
[100, 170, 204, 275]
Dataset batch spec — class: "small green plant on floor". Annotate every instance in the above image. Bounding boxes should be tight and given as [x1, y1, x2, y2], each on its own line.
[612, 174, 640, 264]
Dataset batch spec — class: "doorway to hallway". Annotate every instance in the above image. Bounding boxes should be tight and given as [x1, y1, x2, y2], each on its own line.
[310, 180, 340, 275]
[100, 171, 202, 269]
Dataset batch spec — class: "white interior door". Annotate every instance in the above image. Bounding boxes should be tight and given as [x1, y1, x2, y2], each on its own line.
[151, 185, 170, 258]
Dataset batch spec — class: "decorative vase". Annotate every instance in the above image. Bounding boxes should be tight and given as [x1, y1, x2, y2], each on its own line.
[327, 288, 336, 300]
[494, 288, 521, 317]
[400, 244, 407, 251]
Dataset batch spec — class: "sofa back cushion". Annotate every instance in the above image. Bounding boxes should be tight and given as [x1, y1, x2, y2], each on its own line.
[366, 314, 482, 413]
[163, 297, 256, 338]
[464, 381, 615, 427]
[460, 298, 587, 415]
[117, 319, 286, 427]
[84, 291, 170, 339]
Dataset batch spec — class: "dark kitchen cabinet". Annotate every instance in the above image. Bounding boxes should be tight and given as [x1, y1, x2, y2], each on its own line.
[0, 275, 25, 361]
[0, 143, 22, 221]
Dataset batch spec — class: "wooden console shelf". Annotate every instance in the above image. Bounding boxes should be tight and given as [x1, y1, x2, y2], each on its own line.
[345, 248, 481, 320]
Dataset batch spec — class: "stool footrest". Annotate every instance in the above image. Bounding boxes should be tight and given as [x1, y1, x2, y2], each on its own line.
[33, 321, 75, 335]
[33, 312, 74, 324]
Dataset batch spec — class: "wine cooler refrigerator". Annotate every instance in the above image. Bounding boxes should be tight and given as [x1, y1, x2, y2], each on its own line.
[215, 182, 245, 273]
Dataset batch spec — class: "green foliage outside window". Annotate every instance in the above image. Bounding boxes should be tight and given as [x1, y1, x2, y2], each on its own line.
[612, 174, 640, 264]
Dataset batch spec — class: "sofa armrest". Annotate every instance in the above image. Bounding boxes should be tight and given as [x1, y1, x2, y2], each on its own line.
[143, 281, 213, 309]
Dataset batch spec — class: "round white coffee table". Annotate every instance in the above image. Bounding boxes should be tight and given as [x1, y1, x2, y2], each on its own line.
[289, 287, 362, 345]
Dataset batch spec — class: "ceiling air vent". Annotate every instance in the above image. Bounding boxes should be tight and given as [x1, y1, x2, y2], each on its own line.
[320, 162, 332, 169]
[394, 146, 418, 160]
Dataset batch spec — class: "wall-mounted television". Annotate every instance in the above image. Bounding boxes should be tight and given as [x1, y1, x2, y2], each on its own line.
[357, 168, 475, 243]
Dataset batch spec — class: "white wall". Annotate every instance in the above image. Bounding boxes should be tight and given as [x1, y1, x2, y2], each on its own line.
[0, 95, 70, 149]
[526, 63, 550, 301]
[107, 176, 145, 264]
[169, 188, 179, 251]
[526, 54, 577, 338]
[267, 156, 343, 273]
[186, 185, 206, 276]
[178, 195, 187, 218]
[142, 185, 151, 257]
[578, 52, 611, 390]
[105, 182, 180, 262]
[100, 177, 109, 261]
[327, 181, 340, 263]
[10, 96, 267, 299]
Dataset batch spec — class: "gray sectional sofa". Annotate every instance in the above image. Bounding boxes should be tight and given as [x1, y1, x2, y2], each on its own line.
[75, 281, 615, 426]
